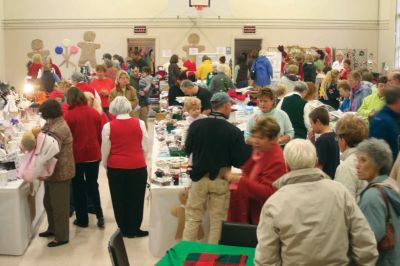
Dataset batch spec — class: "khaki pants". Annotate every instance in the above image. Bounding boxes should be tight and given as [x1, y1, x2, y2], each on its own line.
[138, 106, 149, 128]
[43, 180, 70, 242]
[183, 176, 230, 244]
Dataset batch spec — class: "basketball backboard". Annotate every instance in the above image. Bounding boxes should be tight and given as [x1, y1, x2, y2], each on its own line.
[189, 0, 210, 7]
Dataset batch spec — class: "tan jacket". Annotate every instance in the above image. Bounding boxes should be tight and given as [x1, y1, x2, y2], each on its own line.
[42, 117, 75, 182]
[390, 153, 400, 189]
[109, 85, 139, 117]
[255, 168, 378, 266]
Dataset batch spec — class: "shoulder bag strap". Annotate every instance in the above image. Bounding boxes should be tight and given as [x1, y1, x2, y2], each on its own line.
[371, 184, 391, 222]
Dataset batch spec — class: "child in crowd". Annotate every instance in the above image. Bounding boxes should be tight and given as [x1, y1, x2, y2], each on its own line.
[338, 80, 351, 112]
[339, 59, 352, 80]
[308, 107, 340, 179]
[138, 66, 153, 105]
[184, 97, 207, 128]
[183, 97, 207, 173]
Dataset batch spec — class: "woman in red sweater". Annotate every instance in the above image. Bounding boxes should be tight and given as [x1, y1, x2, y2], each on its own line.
[65, 87, 104, 228]
[28, 54, 43, 80]
[101, 96, 150, 238]
[226, 116, 286, 225]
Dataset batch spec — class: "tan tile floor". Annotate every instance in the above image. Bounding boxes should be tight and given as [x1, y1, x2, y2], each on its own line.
[0, 121, 159, 266]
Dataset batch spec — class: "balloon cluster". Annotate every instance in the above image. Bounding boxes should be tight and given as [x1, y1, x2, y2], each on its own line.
[55, 38, 79, 55]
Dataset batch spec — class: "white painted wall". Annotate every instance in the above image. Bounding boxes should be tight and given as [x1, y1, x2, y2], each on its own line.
[0, 0, 394, 89]
[3, 0, 379, 20]
[378, 0, 397, 71]
[0, 0, 5, 79]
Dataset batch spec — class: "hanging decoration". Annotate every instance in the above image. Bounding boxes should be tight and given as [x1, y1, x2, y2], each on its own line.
[55, 38, 78, 69]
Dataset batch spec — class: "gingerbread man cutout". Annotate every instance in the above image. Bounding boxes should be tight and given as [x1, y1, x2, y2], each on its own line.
[77, 31, 101, 68]
[27, 39, 50, 59]
[182, 33, 205, 61]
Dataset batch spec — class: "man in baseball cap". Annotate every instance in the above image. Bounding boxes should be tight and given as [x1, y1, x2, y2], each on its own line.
[183, 92, 251, 243]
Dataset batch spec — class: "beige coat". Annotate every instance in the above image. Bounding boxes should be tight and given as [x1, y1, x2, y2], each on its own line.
[254, 168, 378, 266]
[390, 152, 400, 188]
[334, 148, 368, 201]
[42, 117, 75, 182]
[109, 85, 138, 117]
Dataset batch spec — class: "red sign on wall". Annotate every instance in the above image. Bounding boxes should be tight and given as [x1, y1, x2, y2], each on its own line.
[243, 26, 256, 34]
[134, 26, 147, 34]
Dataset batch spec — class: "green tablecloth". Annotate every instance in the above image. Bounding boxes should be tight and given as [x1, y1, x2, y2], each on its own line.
[155, 241, 256, 266]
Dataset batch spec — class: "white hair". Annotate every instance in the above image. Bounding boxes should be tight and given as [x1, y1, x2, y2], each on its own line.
[109, 96, 132, 115]
[217, 64, 225, 72]
[284, 139, 317, 170]
[83, 91, 103, 114]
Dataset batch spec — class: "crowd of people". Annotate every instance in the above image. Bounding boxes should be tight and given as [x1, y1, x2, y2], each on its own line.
[21, 47, 400, 266]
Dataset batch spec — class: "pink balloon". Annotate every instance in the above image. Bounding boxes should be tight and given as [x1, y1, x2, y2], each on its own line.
[69, 45, 79, 55]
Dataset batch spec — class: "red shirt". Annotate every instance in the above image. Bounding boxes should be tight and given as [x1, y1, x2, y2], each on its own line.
[65, 104, 102, 163]
[340, 67, 352, 80]
[90, 78, 115, 108]
[228, 143, 286, 225]
[108, 118, 146, 169]
[75, 82, 96, 97]
[28, 63, 43, 80]
[183, 59, 196, 77]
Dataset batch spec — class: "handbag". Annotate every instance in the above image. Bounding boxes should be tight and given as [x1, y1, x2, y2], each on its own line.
[371, 185, 396, 252]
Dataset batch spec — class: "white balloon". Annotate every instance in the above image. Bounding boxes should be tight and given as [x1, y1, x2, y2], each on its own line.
[62, 38, 71, 47]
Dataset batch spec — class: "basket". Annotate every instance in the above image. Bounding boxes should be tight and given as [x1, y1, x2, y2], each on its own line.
[155, 112, 167, 121]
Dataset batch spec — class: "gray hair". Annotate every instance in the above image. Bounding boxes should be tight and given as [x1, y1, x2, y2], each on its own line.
[356, 138, 393, 175]
[109, 96, 132, 115]
[284, 139, 317, 170]
[217, 64, 225, 73]
[294, 81, 308, 94]
[180, 79, 194, 91]
[70, 72, 84, 82]
[104, 59, 113, 68]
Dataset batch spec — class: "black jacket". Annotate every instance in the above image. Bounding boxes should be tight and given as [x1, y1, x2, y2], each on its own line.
[185, 112, 251, 181]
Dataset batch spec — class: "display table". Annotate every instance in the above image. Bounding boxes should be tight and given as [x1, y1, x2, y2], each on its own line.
[0, 179, 45, 255]
[148, 117, 245, 257]
[155, 241, 256, 266]
[148, 121, 191, 257]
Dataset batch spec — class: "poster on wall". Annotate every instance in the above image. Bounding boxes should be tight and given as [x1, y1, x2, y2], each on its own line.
[216, 47, 226, 54]
[162, 50, 172, 58]
[189, 48, 199, 55]
[265, 51, 282, 81]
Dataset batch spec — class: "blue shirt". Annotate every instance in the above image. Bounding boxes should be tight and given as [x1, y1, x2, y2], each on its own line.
[369, 106, 400, 161]
[339, 98, 350, 112]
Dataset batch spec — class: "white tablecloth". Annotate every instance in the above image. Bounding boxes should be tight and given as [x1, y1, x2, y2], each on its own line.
[148, 126, 189, 257]
[148, 123, 242, 257]
[0, 179, 45, 255]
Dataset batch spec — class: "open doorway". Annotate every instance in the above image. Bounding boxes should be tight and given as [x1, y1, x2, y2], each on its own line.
[234, 39, 262, 64]
[127, 38, 156, 74]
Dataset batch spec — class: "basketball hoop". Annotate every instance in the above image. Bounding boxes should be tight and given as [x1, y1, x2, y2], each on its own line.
[194, 5, 205, 11]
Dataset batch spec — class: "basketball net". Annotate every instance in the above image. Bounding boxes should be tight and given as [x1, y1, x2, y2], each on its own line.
[194, 5, 205, 11]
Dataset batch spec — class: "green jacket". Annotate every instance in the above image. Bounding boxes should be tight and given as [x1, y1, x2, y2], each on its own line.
[357, 91, 385, 120]
[359, 175, 400, 266]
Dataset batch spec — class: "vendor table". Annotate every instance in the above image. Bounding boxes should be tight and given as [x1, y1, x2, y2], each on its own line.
[155, 241, 256, 266]
[148, 113, 248, 257]
[148, 123, 190, 257]
[0, 179, 45, 255]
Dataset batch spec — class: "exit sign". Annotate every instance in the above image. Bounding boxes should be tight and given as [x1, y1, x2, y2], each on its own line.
[134, 26, 147, 34]
[243, 26, 256, 34]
